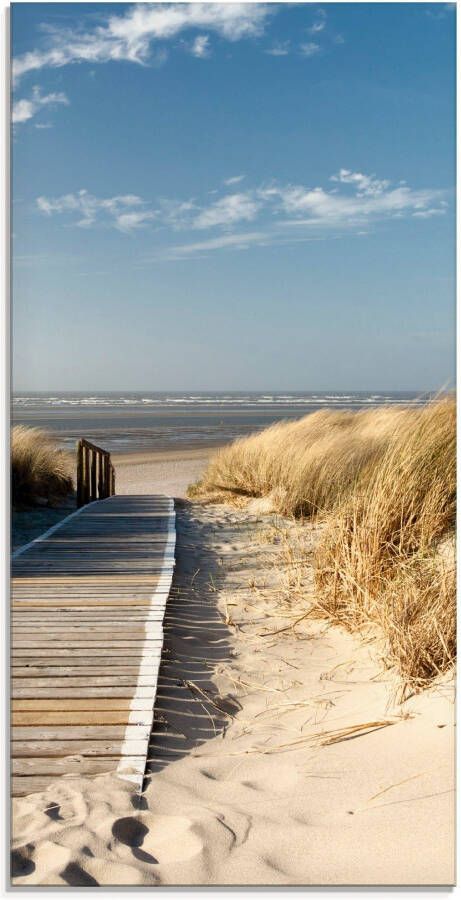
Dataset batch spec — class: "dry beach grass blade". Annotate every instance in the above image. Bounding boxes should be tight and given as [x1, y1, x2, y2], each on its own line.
[12, 425, 74, 506]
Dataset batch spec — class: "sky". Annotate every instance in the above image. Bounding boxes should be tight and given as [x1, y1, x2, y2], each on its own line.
[12, 1, 456, 392]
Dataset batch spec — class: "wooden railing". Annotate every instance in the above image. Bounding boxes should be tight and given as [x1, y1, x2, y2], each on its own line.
[76, 438, 115, 508]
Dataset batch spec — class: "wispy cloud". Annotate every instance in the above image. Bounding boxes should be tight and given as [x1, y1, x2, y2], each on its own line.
[36, 190, 155, 232]
[12, 85, 69, 124]
[308, 8, 327, 34]
[192, 192, 259, 229]
[13, 3, 271, 84]
[190, 34, 211, 58]
[224, 175, 245, 186]
[265, 40, 290, 57]
[163, 230, 267, 259]
[299, 42, 321, 58]
[36, 170, 449, 252]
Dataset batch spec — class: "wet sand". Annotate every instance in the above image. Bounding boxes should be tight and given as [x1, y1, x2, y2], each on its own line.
[113, 447, 211, 499]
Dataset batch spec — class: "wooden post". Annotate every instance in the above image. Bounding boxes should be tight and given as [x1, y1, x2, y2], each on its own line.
[83, 445, 90, 505]
[97, 452, 103, 499]
[76, 440, 84, 508]
[101, 454, 107, 498]
[77, 439, 115, 505]
[90, 448, 97, 501]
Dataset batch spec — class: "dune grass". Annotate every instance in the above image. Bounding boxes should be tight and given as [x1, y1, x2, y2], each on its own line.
[190, 398, 455, 687]
[12, 425, 74, 507]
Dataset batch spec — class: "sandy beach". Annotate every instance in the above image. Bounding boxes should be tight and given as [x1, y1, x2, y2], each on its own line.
[11, 453, 455, 886]
[114, 447, 211, 499]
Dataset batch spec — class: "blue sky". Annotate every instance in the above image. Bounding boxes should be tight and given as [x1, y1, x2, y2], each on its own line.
[12, 2, 455, 391]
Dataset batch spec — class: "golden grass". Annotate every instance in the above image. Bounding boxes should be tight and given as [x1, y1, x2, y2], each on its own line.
[191, 405, 411, 516]
[315, 399, 455, 689]
[12, 425, 74, 507]
[191, 398, 455, 687]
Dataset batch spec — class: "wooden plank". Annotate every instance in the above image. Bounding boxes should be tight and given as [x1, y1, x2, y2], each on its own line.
[12, 756, 134, 776]
[11, 667, 147, 677]
[12, 739, 148, 757]
[12, 676, 158, 688]
[12, 629, 161, 638]
[12, 711, 150, 726]
[12, 726, 151, 741]
[12, 640, 162, 649]
[12, 647, 162, 657]
[12, 687, 156, 698]
[12, 776, 73, 796]
[12, 656, 162, 667]
[12, 698, 156, 711]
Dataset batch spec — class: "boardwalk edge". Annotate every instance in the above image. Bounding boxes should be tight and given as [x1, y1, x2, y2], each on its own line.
[116, 497, 176, 791]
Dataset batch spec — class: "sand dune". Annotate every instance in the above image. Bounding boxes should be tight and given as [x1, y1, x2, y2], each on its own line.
[11, 492, 455, 885]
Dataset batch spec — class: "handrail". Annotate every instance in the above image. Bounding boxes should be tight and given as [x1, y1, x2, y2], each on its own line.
[77, 438, 115, 508]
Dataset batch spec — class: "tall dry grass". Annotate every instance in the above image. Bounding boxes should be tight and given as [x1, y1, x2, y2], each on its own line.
[191, 398, 455, 687]
[314, 398, 455, 689]
[192, 405, 410, 516]
[12, 426, 74, 507]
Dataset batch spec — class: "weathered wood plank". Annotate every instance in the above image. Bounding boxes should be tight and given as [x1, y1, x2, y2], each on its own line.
[12, 676, 158, 688]
[12, 640, 162, 649]
[12, 725, 151, 741]
[12, 667, 145, 677]
[12, 711, 150, 726]
[12, 686, 157, 699]
[12, 739, 148, 757]
[12, 655, 162, 667]
[12, 647, 162, 657]
[12, 698, 156, 711]
[12, 756, 134, 776]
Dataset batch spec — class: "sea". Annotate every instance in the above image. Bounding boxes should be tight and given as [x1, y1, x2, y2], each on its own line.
[12, 391, 434, 455]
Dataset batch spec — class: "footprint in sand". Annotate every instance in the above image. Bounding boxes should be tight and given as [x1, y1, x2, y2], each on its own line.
[12, 840, 71, 886]
[61, 862, 99, 887]
[112, 815, 203, 865]
[13, 786, 88, 849]
[11, 845, 35, 878]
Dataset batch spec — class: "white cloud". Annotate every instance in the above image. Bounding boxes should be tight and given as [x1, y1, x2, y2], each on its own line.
[192, 192, 260, 229]
[36, 189, 154, 232]
[265, 40, 290, 57]
[300, 42, 321, 57]
[190, 35, 210, 58]
[308, 8, 327, 34]
[12, 86, 69, 124]
[13, 3, 271, 84]
[114, 210, 156, 232]
[330, 169, 390, 196]
[36, 170, 448, 248]
[267, 173, 446, 228]
[164, 231, 267, 258]
[224, 174, 245, 186]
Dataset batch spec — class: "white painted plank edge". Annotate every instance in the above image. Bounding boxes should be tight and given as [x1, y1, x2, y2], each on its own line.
[116, 498, 176, 790]
[12, 505, 88, 559]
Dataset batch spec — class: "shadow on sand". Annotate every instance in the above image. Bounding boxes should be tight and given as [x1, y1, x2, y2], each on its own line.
[144, 499, 236, 782]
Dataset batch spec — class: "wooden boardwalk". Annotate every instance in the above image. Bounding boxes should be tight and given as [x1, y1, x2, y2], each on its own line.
[11, 494, 176, 797]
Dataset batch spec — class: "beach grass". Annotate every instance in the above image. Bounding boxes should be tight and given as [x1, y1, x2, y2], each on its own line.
[12, 425, 74, 507]
[190, 397, 455, 687]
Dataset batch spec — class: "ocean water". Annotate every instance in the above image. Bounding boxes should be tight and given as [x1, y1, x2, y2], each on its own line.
[12, 391, 433, 455]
